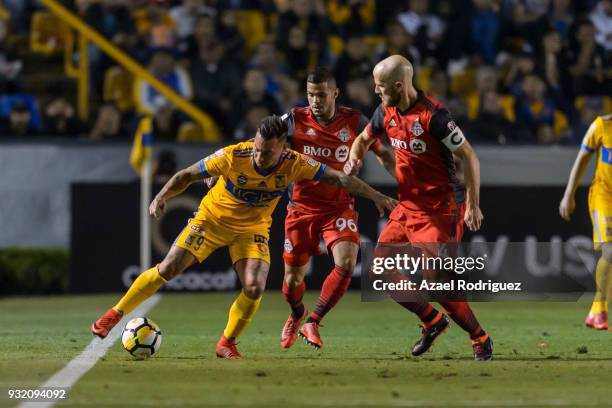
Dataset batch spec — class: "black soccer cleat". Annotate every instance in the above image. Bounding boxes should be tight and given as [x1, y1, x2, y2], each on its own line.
[411, 314, 450, 356]
[472, 335, 493, 361]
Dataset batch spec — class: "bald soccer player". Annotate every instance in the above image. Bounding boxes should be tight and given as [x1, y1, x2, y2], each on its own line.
[345, 55, 493, 361]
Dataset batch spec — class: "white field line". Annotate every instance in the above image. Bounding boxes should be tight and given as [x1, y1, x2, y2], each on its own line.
[19, 295, 161, 408]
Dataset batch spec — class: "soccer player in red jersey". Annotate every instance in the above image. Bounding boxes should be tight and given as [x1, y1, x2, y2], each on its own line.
[345, 55, 493, 360]
[280, 67, 396, 349]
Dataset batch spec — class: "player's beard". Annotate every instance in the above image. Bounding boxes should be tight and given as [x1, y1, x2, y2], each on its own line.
[382, 91, 401, 107]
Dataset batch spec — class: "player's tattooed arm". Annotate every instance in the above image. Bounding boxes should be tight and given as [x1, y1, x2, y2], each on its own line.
[344, 130, 378, 176]
[149, 161, 207, 219]
[454, 141, 484, 231]
[319, 166, 398, 216]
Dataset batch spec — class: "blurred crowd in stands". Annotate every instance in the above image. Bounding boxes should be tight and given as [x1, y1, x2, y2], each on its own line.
[0, 0, 610, 145]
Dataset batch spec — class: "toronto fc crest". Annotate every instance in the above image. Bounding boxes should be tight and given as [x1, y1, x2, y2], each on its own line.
[411, 119, 424, 137]
[338, 127, 350, 142]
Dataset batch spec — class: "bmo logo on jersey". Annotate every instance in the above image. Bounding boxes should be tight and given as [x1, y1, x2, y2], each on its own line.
[391, 137, 427, 154]
[409, 139, 427, 154]
[303, 145, 331, 157]
[335, 145, 349, 162]
[303, 145, 350, 162]
[390, 137, 407, 150]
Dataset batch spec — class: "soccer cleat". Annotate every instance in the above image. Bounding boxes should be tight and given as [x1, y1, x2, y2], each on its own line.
[585, 311, 608, 330]
[411, 314, 450, 356]
[216, 336, 242, 359]
[299, 322, 323, 349]
[472, 335, 493, 361]
[91, 308, 123, 339]
[280, 307, 308, 349]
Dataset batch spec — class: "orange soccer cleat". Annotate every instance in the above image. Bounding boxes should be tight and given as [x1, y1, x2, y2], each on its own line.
[280, 307, 308, 349]
[585, 311, 608, 330]
[216, 335, 242, 359]
[91, 308, 123, 339]
[471, 335, 493, 361]
[299, 322, 323, 349]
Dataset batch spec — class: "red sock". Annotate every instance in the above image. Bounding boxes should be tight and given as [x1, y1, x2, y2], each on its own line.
[282, 279, 305, 318]
[418, 305, 443, 327]
[311, 265, 352, 322]
[386, 272, 436, 322]
[439, 301, 484, 337]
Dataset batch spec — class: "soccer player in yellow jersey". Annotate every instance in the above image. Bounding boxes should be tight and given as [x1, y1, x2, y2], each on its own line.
[560, 114, 612, 330]
[91, 115, 398, 359]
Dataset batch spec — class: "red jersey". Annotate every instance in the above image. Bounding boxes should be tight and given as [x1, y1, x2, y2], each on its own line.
[366, 91, 466, 213]
[283, 106, 371, 213]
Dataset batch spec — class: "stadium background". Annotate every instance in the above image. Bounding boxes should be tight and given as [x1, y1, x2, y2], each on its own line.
[1, 0, 609, 295]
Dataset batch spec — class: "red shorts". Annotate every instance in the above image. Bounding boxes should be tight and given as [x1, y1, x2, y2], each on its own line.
[378, 204, 465, 255]
[283, 206, 360, 267]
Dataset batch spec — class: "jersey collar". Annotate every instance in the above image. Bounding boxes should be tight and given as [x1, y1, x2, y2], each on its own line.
[309, 106, 337, 126]
[252, 151, 285, 176]
[397, 90, 424, 115]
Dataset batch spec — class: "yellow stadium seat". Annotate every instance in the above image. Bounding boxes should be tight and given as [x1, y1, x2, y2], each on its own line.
[328, 35, 344, 58]
[364, 35, 385, 48]
[177, 121, 222, 143]
[103, 66, 135, 111]
[466, 93, 515, 122]
[235, 10, 267, 53]
[30, 11, 71, 54]
[177, 122, 203, 142]
[414, 66, 432, 94]
[450, 68, 476, 99]
[0, 4, 9, 21]
[553, 110, 569, 137]
[575, 95, 612, 114]
[499, 95, 516, 122]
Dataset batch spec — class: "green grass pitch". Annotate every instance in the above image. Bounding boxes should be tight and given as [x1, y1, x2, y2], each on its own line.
[1, 293, 611, 407]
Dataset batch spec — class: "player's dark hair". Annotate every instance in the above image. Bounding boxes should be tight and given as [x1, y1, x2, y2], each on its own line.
[258, 115, 288, 141]
[307, 67, 336, 87]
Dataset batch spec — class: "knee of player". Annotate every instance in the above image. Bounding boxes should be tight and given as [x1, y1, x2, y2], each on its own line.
[335, 257, 356, 272]
[284, 270, 305, 286]
[158, 260, 182, 280]
[243, 284, 264, 299]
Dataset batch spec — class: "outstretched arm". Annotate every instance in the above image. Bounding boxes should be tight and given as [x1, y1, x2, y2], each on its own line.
[149, 161, 207, 219]
[559, 149, 592, 221]
[319, 166, 398, 216]
[344, 129, 379, 175]
[454, 141, 483, 231]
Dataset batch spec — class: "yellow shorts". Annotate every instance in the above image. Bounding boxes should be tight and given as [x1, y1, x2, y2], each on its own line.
[174, 210, 270, 265]
[588, 192, 612, 249]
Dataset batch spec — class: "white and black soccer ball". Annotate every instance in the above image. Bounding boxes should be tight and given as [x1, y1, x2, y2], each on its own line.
[121, 317, 162, 360]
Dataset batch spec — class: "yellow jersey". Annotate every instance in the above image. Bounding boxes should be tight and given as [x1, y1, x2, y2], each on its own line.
[582, 115, 612, 201]
[198, 141, 326, 230]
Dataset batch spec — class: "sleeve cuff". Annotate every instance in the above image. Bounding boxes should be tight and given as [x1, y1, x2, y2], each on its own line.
[369, 138, 382, 150]
[366, 125, 382, 138]
[581, 144, 595, 153]
[199, 159, 210, 177]
[313, 163, 327, 181]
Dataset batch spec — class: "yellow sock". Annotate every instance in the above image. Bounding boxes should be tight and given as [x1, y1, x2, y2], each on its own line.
[113, 266, 167, 314]
[591, 257, 611, 314]
[591, 301, 607, 315]
[223, 290, 262, 339]
[603, 257, 612, 313]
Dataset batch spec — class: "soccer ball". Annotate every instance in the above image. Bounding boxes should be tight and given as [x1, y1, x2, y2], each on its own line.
[121, 317, 162, 360]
